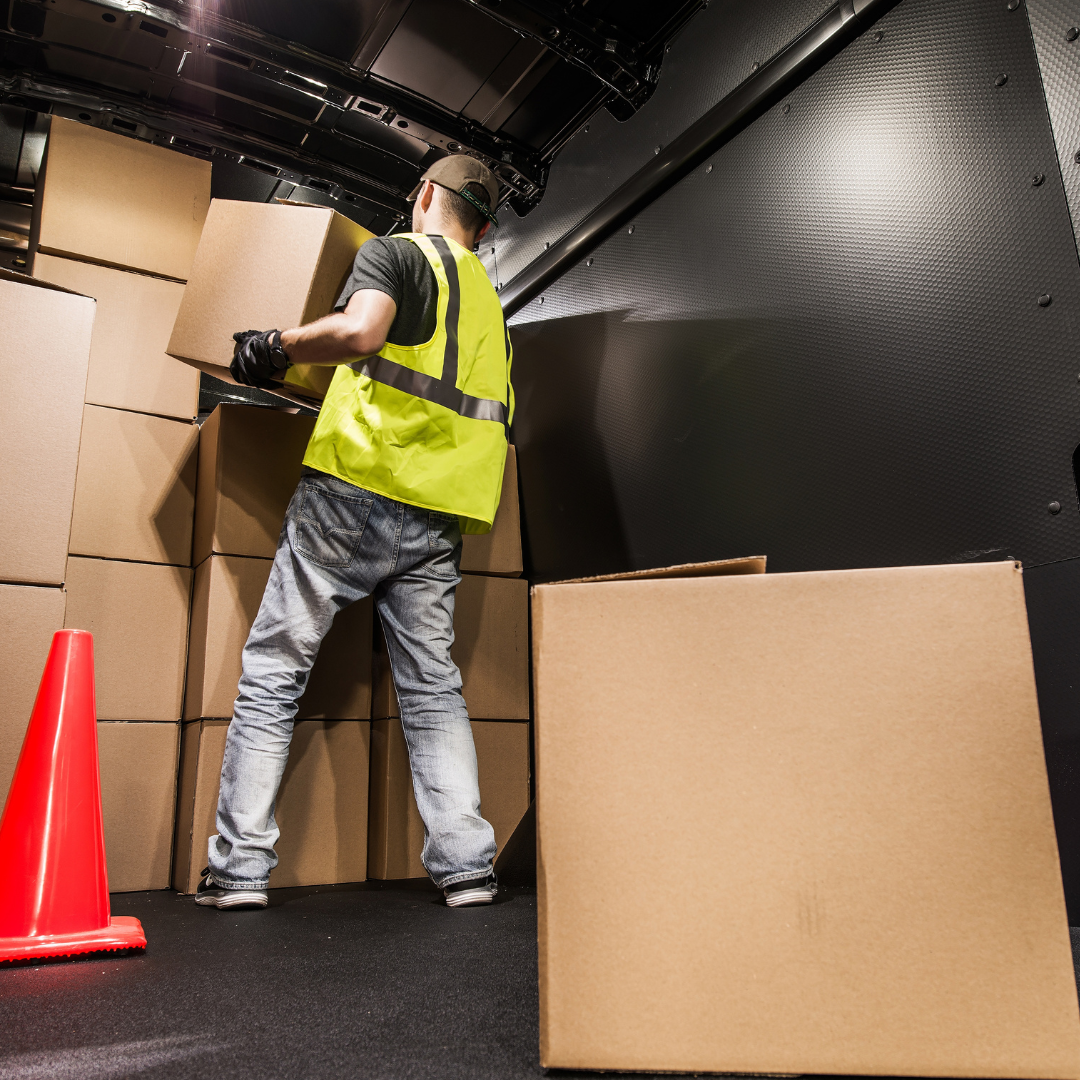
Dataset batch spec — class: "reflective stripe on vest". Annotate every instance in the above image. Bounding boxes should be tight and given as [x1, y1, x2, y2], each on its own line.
[348, 235, 509, 429]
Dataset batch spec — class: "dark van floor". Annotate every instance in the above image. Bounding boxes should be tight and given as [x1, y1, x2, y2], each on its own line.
[2, 883, 1079, 1080]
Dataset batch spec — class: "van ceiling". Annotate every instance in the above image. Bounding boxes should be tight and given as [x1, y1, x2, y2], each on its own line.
[0, 0, 704, 231]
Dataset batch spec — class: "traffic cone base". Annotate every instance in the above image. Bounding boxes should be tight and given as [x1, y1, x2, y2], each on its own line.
[0, 631, 146, 962]
[0, 916, 146, 963]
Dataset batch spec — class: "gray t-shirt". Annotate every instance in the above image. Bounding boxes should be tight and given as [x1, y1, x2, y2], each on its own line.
[334, 235, 438, 347]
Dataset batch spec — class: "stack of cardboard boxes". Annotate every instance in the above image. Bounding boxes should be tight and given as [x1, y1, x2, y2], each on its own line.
[0, 268, 95, 830]
[6, 118, 210, 893]
[170, 405, 531, 890]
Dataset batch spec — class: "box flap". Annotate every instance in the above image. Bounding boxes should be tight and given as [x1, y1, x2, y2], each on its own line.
[0, 266, 90, 297]
[550, 555, 766, 586]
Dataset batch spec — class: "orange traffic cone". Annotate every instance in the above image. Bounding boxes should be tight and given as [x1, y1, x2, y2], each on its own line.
[0, 630, 145, 962]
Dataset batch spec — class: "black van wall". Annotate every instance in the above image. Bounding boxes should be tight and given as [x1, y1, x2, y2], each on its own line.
[502, 0, 1080, 917]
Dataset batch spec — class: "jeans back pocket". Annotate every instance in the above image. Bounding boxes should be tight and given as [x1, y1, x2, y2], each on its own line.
[294, 482, 373, 568]
[427, 511, 462, 579]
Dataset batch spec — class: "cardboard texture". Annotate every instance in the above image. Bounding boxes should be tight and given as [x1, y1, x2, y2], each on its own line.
[173, 719, 370, 893]
[373, 574, 530, 720]
[460, 445, 522, 577]
[532, 561, 1080, 1077]
[185, 554, 372, 720]
[69, 405, 199, 566]
[0, 583, 66, 809]
[34, 253, 198, 420]
[368, 718, 531, 879]
[0, 271, 95, 585]
[64, 556, 191, 721]
[37, 117, 211, 280]
[167, 200, 375, 405]
[98, 721, 179, 892]
[194, 404, 316, 564]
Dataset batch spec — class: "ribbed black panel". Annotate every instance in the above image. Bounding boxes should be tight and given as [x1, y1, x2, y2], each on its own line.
[509, 0, 1080, 580]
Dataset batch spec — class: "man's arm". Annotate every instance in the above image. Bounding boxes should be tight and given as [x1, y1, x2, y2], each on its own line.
[279, 288, 397, 367]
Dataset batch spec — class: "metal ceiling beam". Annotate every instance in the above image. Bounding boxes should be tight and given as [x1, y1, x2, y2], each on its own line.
[1, 0, 548, 204]
[499, 0, 899, 318]
[461, 0, 705, 111]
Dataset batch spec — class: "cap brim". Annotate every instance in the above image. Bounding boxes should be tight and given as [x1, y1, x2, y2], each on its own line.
[407, 181, 423, 201]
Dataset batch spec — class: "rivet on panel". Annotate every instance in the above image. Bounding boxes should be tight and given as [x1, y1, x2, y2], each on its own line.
[544, 241, 550, 249]
[1049, 501, 1062, 514]
[1007, 0, 1020, 9]
[995, 73, 1008, 87]
[705, 164, 713, 173]
[782, 103, 791, 114]
[1068, 26, 1080, 40]
[538, 296, 544, 305]
[873, 31, 883, 42]
[1038, 293, 1053, 306]
[586, 257, 594, 267]
[1032, 173, 1045, 186]
[628, 225, 635, 235]
[751, 61, 760, 72]
[654, 145, 661, 155]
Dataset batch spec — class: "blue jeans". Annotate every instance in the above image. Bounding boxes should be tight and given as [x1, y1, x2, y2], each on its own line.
[208, 468, 496, 890]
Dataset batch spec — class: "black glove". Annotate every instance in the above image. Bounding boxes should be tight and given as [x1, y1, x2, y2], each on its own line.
[230, 329, 291, 389]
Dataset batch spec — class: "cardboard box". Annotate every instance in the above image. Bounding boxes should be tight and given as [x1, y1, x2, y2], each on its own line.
[64, 556, 191, 721]
[167, 200, 375, 406]
[368, 718, 530, 879]
[0, 583, 65, 808]
[173, 718, 370, 893]
[185, 554, 372, 720]
[34, 254, 198, 420]
[532, 559, 1080, 1077]
[37, 117, 211, 281]
[194, 404, 316, 565]
[460, 445, 522, 577]
[373, 573, 530, 720]
[0, 270, 94, 585]
[98, 721, 179, 892]
[69, 405, 199, 566]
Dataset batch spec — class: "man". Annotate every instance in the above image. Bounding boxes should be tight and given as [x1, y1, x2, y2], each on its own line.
[195, 156, 513, 911]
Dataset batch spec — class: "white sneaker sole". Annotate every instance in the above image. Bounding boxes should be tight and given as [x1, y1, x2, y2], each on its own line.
[444, 886, 496, 907]
[195, 890, 268, 909]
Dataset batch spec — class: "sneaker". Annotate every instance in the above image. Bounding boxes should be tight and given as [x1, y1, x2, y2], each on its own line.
[443, 873, 497, 907]
[195, 868, 268, 909]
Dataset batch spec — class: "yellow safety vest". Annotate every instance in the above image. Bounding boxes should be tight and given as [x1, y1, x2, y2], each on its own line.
[303, 233, 514, 534]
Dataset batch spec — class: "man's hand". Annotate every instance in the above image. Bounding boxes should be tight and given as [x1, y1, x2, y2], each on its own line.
[230, 330, 292, 389]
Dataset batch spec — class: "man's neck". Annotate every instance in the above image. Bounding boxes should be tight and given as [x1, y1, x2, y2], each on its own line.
[413, 216, 475, 251]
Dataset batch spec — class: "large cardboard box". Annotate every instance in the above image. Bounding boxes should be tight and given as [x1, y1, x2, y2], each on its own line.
[185, 554, 372, 721]
[0, 583, 66, 808]
[0, 270, 95, 585]
[37, 117, 211, 281]
[368, 718, 530, 879]
[373, 574, 529, 720]
[98, 721, 179, 892]
[532, 559, 1080, 1077]
[194, 404, 316, 564]
[64, 556, 191, 721]
[69, 405, 199, 566]
[460, 445, 522, 577]
[34, 254, 198, 420]
[167, 200, 374, 406]
[173, 718, 370, 893]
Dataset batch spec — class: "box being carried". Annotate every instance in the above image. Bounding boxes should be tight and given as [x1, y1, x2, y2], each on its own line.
[167, 200, 375, 407]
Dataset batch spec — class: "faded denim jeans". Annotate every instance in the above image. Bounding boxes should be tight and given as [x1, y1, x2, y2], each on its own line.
[209, 467, 496, 890]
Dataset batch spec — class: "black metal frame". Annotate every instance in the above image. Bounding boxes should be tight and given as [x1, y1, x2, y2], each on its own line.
[499, 0, 899, 317]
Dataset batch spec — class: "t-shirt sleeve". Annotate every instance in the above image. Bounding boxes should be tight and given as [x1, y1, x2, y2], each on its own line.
[334, 237, 406, 312]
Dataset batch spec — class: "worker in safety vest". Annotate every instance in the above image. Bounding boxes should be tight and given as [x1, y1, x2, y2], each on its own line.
[196, 156, 512, 912]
